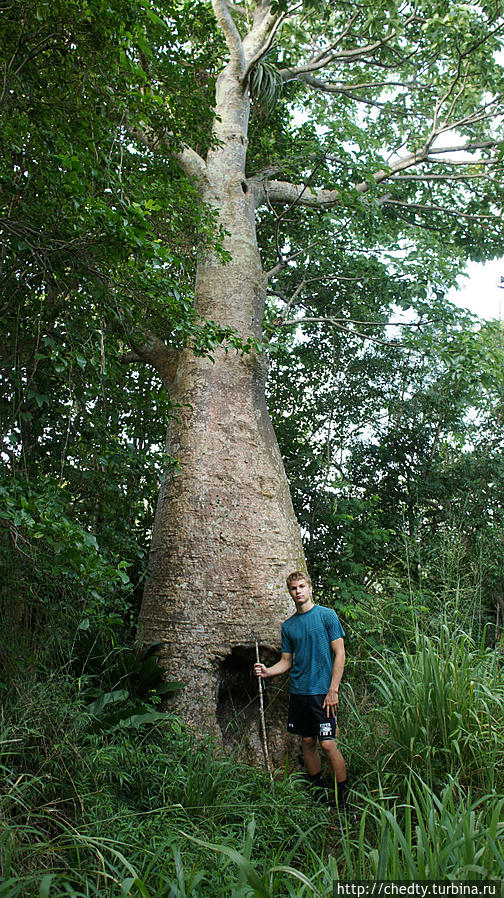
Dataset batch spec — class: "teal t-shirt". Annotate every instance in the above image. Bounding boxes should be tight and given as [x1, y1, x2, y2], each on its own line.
[281, 604, 345, 695]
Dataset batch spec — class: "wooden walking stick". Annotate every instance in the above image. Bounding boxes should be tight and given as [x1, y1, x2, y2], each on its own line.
[255, 640, 274, 790]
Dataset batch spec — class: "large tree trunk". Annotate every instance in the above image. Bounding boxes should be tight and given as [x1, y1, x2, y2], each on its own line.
[137, 49, 306, 745]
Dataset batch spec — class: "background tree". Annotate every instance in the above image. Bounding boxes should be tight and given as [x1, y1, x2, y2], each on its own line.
[270, 303, 504, 651]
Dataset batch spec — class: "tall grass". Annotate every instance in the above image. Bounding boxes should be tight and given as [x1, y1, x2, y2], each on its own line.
[370, 627, 504, 794]
[2, 615, 503, 894]
[0, 710, 331, 896]
[337, 776, 504, 880]
[3, 770, 503, 896]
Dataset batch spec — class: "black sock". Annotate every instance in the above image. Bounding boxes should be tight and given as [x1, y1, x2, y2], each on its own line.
[306, 772, 326, 802]
[336, 779, 349, 809]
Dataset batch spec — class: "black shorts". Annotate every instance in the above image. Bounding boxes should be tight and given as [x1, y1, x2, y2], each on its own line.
[287, 693, 337, 741]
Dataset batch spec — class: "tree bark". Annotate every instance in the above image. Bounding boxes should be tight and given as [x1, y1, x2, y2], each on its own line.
[137, 59, 306, 736]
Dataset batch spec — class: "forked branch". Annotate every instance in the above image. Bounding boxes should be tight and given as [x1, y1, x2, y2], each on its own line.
[259, 132, 501, 210]
[225, 1, 247, 18]
[279, 7, 417, 81]
[212, 0, 246, 76]
[242, 4, 301, 82]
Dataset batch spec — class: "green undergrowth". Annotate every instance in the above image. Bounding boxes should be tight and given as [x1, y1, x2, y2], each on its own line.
[341, 626, 504, 797]
[1, 620, 503, 895]
[0, 655, 330, 896]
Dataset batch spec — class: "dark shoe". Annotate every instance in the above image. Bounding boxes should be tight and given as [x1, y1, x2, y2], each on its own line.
[306, 772, 329, 804]
[331, 781, 357, 824]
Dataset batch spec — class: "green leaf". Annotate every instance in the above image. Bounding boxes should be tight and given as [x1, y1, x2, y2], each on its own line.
[87, 689, 130, 716]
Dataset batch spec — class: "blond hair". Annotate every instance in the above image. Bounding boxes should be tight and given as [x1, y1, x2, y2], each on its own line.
[286, 570, 312, 589]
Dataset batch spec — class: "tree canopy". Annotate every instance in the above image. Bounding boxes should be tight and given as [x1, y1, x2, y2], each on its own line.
[2, 0, 504, 643]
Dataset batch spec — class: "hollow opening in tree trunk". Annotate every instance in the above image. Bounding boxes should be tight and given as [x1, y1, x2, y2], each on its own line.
[216, 644, 278, 750]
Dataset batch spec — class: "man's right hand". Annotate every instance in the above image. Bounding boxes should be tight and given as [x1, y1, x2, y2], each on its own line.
[254, 662, 268, 678]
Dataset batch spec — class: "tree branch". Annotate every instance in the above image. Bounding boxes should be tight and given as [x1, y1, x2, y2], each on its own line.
[283, 71, 387, 106]
[242, 5, 295, 82]
[278, 9, 417, 80]
[174, 145, 208, 182]
[129, 124, 207, 183]
[381, 200, 493, 222]
[259, 131, 502, 209]
[212, 0, 246, 76]
[225, 1, 247, 18]
[262, 179, 341, 208]
[394, 173, 487, 181]
[427, 141, 497, 156]
[275, 316, 408, 350]
[122, 331, 181, 390]
[308, 11, 359, 64]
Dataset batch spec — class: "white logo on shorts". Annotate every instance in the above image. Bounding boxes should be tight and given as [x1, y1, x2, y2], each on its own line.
[319, 722, 332, 737]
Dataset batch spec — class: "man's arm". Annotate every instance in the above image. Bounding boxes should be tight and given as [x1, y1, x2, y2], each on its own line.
[323, 637, 345, 718]
[254, 652, 292, 679]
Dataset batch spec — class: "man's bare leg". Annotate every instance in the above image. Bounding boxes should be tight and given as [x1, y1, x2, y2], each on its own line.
[320, 739, 346, 782]
[301, 736, 321, 775]
[321, 739, 350, 811]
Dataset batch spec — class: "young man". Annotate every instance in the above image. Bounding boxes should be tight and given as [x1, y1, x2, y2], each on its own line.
[254, 571, 348, 809]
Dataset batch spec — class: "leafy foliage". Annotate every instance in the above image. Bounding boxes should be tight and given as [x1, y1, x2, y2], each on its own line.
[0, 0, 246, 662]
[2, 617, 504, 893]
[269, 306, 504, 647]
[2, 1, 504, 892]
